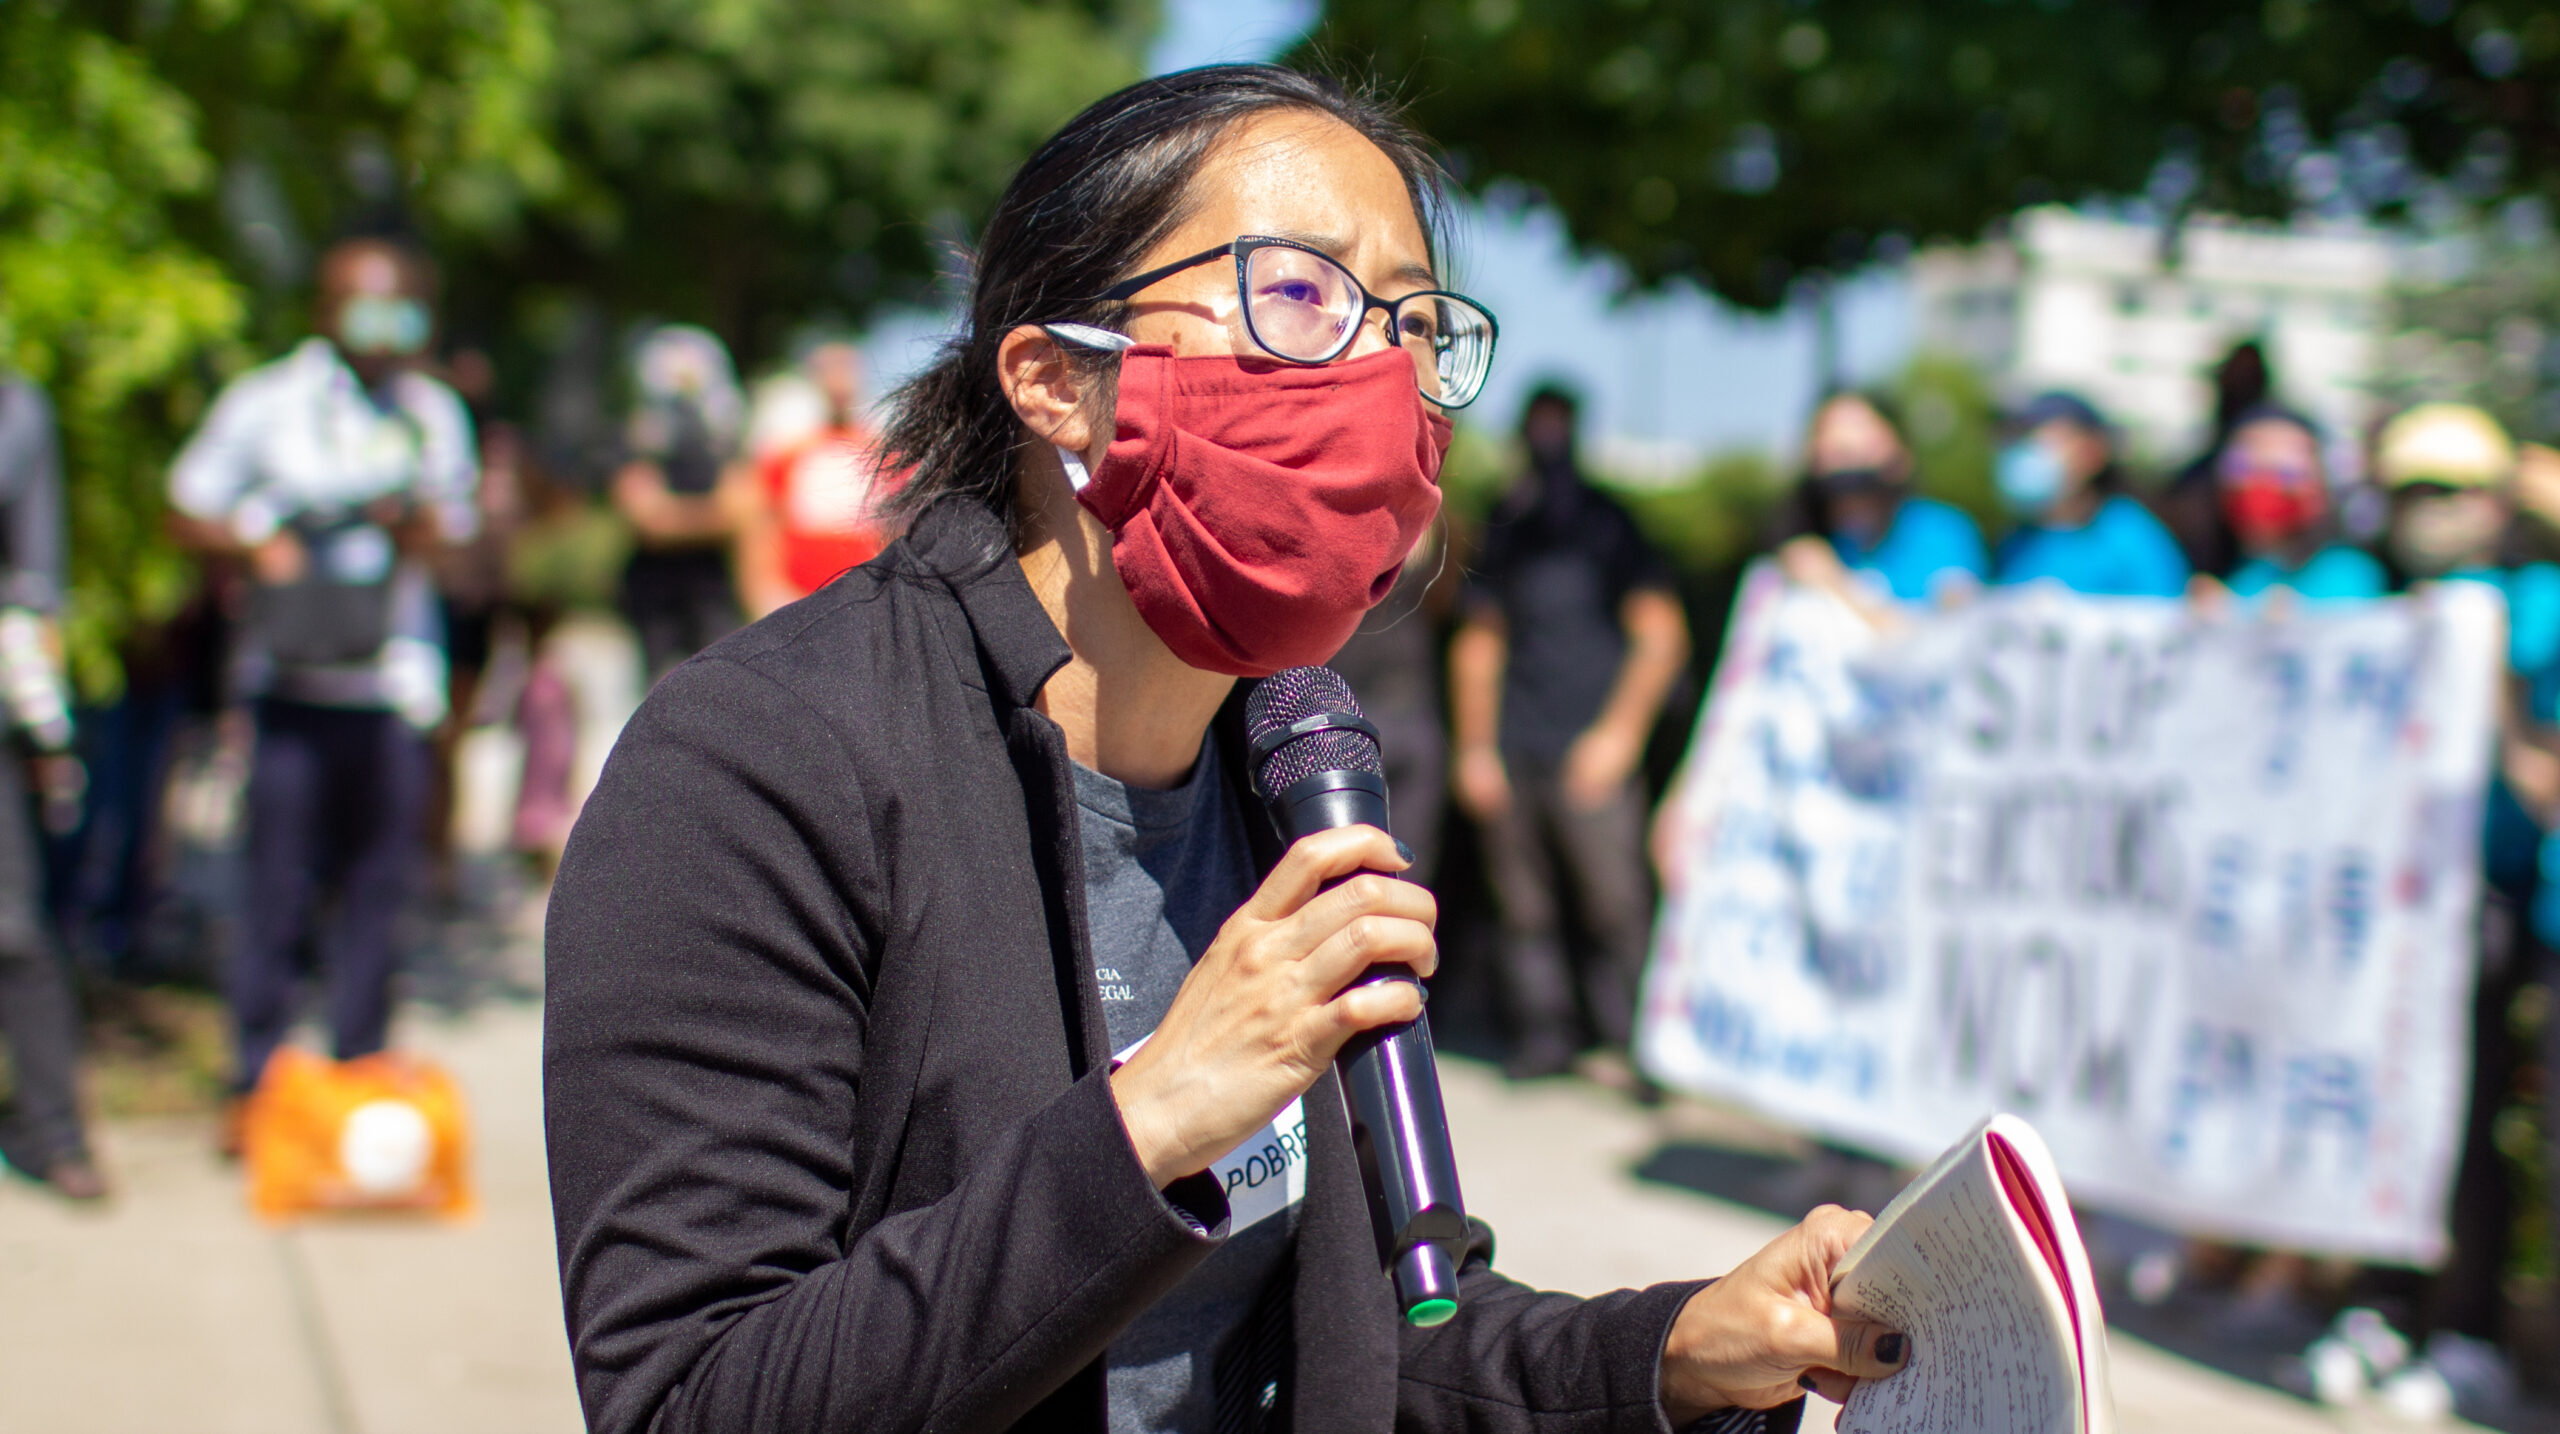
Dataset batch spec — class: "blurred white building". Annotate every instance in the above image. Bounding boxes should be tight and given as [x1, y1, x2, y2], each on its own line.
[1913, 207, 2399, 471]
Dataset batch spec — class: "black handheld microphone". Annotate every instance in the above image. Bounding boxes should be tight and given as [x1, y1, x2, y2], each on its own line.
[1245, 666, 1467, 1328]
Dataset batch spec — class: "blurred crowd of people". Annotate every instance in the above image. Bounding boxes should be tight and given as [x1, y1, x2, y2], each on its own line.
[4, 221, 2559, 1417]
[0, 234, 910, 1195]
[1760, 346, 2560, 1420]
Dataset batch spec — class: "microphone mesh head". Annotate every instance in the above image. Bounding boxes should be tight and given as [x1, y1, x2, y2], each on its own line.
[1245, 665, 1382, 802]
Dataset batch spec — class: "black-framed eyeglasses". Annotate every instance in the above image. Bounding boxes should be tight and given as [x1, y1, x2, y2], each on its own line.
[1056, 235, 1498, 410]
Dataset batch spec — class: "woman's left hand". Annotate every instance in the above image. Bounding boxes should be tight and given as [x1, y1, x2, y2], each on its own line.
[1658, 1205, 1911, 1421]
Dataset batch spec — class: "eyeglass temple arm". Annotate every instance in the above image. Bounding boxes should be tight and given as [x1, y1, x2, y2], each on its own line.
[1042, 323, 1136, 353]
[1089, 243, 1240, 303]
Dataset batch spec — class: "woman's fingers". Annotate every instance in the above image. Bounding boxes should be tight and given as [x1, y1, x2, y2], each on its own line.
[1239, 824, 1409, 922]
[1296, 908, 1439, 997]
[1321, 970, 1427, 1035]
[1288, 871, 1436, 969]
[1766, 1310, 1907, 1410]
[1799, 1370, 1858, 1405]
[1824, 1321, 1910, 1382]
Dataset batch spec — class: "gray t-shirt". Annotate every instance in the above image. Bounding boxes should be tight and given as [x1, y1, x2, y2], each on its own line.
[1076, 740, 1299, 1434]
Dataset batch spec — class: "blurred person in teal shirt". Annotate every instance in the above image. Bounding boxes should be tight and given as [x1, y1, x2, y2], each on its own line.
[1769, 390, 1987, 607]
[1992, 391, 2189, 598]
[2377, 402, 2560, 726]
[2376, 403, 2560, 895]
[2373, 401, 2560, 1378]
[2211, 405, 2385, 604]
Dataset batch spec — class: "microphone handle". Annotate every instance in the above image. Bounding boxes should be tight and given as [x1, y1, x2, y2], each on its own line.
[1275, 771, 1469, 1328]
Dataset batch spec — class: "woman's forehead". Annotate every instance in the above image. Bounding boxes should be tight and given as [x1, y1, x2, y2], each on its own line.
[1816, 398, 1895, 446]
[1159, 111, 1431, 279]
[2232, 417, 2316, 457]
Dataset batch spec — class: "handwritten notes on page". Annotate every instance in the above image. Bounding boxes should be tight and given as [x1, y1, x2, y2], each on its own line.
[1834, 1173, 2077, 1434]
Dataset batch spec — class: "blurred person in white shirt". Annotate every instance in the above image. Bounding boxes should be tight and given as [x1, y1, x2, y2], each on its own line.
[166, 236, 478, 1152]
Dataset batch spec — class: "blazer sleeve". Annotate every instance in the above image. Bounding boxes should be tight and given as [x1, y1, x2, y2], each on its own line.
[544, 655, 1224, 1434]
[1394, 1220, 1805, 1434]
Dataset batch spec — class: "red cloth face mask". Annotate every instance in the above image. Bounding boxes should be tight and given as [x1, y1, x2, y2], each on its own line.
[2220, 470, 2326, 550]
[1069, 345, 1449, 677]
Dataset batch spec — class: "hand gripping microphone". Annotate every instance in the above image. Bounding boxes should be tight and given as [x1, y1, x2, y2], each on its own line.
[1245, 666, 1468, 1328]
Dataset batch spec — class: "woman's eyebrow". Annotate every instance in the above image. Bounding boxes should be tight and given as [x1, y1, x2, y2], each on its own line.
[1263, 228, 1439, 290]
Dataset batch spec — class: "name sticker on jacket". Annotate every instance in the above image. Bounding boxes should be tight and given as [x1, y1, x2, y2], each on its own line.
[1118, 1036, 1307, 1236]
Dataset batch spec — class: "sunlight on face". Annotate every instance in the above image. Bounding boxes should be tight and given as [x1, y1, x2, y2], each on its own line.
[1807, 395, 1906, 475]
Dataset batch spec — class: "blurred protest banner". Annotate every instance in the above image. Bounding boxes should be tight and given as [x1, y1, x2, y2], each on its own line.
[1640, 567, 2504, 1264]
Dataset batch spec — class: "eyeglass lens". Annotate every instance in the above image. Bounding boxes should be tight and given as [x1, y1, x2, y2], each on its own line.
[1241, 245, 1495, 408]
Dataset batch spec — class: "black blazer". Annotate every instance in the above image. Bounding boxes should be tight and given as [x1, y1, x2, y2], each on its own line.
[544, 497, 1798, 1434]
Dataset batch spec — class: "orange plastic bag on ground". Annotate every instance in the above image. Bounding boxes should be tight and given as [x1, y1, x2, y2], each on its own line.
[243, 1048, 475, 1220]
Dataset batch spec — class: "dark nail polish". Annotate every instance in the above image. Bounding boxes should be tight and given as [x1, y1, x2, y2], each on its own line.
[1798, 1375, 1819, 1393]
[1392, 838, 1415, 864]
[1875, 1333, 1906, 1365]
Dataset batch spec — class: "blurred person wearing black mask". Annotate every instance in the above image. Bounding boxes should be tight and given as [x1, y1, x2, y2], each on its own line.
[545, 64, 1903, 1434]
[1449, 386, 1692, 1082]
[612, 325, 746, 682]
[168, 237, 478, 1152]
[0, 365, 102, 1199]
[1767, 390, 1987, 609]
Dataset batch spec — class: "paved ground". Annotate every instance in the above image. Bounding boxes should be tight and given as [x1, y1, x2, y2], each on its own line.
[0, 995, 2482, 1433]
[0, 1000, 579, 1434]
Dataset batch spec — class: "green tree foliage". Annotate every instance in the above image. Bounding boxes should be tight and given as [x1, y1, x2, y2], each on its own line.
[1616, 452, 1785, 576]
[87, 0, 565, 352]
[1893, 353, 2001, 528]
[2383, 231, 2560, 444]
[0, 1, 241, 695]
[518, 0, 1155, 360]
[1304, 0, 2560, 308]
[6, 0, 1153, 685]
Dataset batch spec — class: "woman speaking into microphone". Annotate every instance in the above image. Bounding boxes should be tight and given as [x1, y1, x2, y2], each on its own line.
[544, 63, 1906, 1434]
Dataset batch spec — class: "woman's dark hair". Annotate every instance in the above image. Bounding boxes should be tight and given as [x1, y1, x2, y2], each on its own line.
[880, 65, 1449, 546]
[1764, 387, 1911, 546]
[1520, 380, 1582, 430]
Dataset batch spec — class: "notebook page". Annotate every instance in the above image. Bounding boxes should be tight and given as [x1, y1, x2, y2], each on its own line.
[1986, 1115, 2117, 1434]
[1832, 1134, 2081, 1434]
[1989, 1130, 2086, 1416]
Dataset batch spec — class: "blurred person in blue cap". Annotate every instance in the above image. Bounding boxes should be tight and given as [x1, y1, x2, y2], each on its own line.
[2204, 405, 2384, 605]
[1768, 390, 1986, 607]
[0, 367, 102, 1200]
[1991, 390, 2188, 597]
[612, 324, 746, 683]
[168, 235, 479, 1154]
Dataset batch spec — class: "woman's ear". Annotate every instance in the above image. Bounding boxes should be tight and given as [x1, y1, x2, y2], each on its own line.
[997, 325, 1101, 455]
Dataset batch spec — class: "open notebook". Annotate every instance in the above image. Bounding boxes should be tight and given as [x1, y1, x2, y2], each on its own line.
[1831, 1114, 2115, 1434]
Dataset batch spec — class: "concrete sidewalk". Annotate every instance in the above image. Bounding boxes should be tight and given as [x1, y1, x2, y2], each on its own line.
[0, 1000, 581, 1434]
[0, 997, 2469, 1433]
